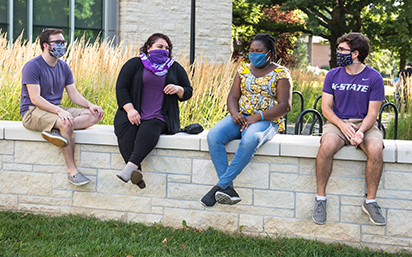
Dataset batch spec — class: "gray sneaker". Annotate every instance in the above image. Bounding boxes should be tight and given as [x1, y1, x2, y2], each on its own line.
[68, 172, 90, 186]
[312, 198, 327, 225]
[362, 201, 386, 226]
[41, 130, 67, 147]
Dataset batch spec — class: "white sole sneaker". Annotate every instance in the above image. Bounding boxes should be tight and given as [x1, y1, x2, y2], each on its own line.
[215, 191, 241, 205]
[41, 131, 67, 147]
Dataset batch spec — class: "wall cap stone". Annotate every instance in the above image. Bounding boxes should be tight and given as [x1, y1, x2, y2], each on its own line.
[0, 120, 408, 162]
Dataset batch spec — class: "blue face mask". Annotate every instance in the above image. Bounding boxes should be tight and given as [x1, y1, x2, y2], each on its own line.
[249, 50, 270, 67]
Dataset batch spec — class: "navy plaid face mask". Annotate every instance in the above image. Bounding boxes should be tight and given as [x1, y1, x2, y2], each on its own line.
[336, 51, 353, 66]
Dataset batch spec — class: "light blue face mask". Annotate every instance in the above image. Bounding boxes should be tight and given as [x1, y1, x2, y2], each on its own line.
[49, 43, 66, 58]
[249, 50, 270, 67]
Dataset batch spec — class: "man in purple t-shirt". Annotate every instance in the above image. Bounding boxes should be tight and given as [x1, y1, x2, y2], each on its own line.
[312, 32, 387, 226]
[21, 28, 104, 186]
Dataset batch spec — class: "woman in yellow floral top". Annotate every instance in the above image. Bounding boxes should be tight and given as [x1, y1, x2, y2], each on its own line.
[200, 33, 292, 207]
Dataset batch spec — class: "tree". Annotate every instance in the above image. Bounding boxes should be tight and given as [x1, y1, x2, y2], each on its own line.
[362, 0, 412, 70]
[232, 0, 305, 67]
[272, 0, 381, 68]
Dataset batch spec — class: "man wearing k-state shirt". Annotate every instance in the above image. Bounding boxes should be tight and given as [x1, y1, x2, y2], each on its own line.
[312, 32, 386, 226]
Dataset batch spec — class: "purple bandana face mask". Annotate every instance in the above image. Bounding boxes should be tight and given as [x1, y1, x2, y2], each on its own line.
[140, 50, 174, 76]
[148, 49, 170, 64]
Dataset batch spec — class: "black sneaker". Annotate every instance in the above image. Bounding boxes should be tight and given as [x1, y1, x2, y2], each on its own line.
[215, 186, 241, 205]
[200, 185, 222, 207]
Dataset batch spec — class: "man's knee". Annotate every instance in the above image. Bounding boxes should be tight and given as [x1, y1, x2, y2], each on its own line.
[318, 133, 344, 156]
[362, 137, 383, 161]
[55, 119, 74, 133]
[80, 109, 102, 125]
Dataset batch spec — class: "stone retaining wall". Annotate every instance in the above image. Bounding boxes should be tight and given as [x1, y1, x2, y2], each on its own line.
[0, 121, 411, 253]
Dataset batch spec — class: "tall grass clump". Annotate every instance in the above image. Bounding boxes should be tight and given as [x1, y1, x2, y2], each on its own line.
[386, 76, 412, 140]
[0, 33, 238, 129]
[0, 34, 39, 120]
[1, 32, 328, 130]
[287, 68, 325, 123]
[178, 54, 239, 128]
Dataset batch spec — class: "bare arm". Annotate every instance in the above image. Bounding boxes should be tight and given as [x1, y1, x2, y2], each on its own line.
[350, 101, 382, 145]
[321, 92, 359, 141]
[27, 83, 77, 125]
[27, 84, 64, 114]
[226, 72, 248, 129]
[66, 84, 104, 119]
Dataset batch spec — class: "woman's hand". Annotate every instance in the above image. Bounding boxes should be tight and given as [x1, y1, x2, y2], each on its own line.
[164, 84, 184, 97]
[232, 112, 260, 132]
[243, 114, 261, 130]
[127, 109, 141, 125]
[232, 112, 246, 126]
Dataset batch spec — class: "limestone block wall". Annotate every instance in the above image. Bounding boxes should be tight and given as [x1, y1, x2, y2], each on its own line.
[0, 121, 412, 253]
[119, 0, 232, 63]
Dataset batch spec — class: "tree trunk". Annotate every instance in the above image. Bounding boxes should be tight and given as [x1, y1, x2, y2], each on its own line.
[328, 6, 347, 69]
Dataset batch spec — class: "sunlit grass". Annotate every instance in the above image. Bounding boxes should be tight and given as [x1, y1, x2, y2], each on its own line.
[0, 33, 324, 130]
[386, 77, 412, 140]
[0, 211, 404, 256]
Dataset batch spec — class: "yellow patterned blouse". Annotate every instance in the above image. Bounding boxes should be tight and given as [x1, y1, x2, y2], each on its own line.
[238, 63, 291, 131]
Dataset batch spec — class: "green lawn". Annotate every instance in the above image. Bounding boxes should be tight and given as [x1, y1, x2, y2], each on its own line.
[0, 211, 409, 256]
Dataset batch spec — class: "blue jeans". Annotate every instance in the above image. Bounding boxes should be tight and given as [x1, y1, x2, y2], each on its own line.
[207, 114, 279, 189]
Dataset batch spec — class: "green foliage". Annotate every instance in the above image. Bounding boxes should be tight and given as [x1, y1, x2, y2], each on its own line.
[366, 49, 399, 77]
[0, 211, 405, 256]
[363, 0, 412, 68]
[292, 38, 310, 69]
[232, 0, 305, 67]
[386, 105, 412, 140]
[276, 0, 377, 68]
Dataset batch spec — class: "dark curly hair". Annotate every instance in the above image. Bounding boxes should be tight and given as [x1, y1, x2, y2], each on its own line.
[251, 33, 277, 62]
[139, 33, 173, 57]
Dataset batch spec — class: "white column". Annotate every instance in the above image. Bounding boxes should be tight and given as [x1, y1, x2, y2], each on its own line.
[8, 0, 13, 43]
[308, 35, 313, 66]
[103, 0, 108, 40]
[27, 0, 33, 40]
[69, 0, 75, 43]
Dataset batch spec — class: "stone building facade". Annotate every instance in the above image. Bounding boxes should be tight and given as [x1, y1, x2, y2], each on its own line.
[119, 0, 233, 63]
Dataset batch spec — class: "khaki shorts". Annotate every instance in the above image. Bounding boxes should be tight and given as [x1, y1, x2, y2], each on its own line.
[322, 119, 384, 147]
[22, 105, 85, 132]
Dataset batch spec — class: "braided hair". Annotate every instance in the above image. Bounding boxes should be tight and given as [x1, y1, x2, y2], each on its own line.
[251, 33, 277, 62]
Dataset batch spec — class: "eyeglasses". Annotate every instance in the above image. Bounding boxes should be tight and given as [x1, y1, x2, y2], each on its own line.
[48, 40, 68, 45]
[336, 47, 352, 53]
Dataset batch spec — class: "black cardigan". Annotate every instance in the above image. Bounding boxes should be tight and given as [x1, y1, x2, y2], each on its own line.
[114, 57, 192, 136]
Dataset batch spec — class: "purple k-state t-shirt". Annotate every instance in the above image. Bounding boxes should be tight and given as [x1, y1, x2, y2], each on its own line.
[322, 66, 385, 119]
[20, 55, 74, 117]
